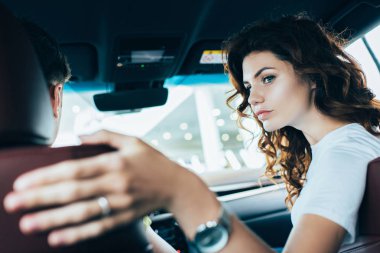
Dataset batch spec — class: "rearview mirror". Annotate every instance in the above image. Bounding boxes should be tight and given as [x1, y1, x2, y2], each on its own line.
[93, 88, 168, 111]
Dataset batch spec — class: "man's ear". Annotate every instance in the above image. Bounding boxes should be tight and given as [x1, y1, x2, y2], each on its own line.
[49, 83, 63, 119]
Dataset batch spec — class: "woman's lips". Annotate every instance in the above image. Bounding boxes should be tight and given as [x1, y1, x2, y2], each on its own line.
[257, 111, 272, 120]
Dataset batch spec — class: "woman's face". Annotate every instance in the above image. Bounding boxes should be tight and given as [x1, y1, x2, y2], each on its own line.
[242, 51, 314, 132]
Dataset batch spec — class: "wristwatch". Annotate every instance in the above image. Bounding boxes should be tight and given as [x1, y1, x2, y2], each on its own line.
[191, 206, 232, 253]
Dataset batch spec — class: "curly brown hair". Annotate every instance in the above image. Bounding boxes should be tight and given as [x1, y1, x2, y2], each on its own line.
[223, 14, 380, 209]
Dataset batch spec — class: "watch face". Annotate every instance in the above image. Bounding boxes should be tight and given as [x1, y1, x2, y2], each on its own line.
[193, 208, 231, 252]
[195, 225, 229, 249]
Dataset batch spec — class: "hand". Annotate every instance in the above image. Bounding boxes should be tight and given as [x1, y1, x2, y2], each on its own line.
[3, 130, 191, 247]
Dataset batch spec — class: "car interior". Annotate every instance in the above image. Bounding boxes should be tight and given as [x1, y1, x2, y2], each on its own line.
[0, 0, 380, 252]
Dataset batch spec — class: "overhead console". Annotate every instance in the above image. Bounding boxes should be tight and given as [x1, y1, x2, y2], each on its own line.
[112, 36, 183, 83]
[94, 36, 183, 111]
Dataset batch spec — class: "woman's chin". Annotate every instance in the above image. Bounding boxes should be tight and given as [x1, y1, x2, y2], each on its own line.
[262, 121, 281, 132]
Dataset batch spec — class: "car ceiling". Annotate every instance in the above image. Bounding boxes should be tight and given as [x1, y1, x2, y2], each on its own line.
[3, 0, 380, 87]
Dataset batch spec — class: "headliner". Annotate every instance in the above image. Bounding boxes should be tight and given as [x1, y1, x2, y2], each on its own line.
[3, 0, 380, 84]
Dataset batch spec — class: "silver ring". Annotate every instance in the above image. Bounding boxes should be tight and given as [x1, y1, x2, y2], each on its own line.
[97, 196, 111, 216]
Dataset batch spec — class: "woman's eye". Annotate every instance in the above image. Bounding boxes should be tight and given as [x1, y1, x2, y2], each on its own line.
[262, 75, 275, 84]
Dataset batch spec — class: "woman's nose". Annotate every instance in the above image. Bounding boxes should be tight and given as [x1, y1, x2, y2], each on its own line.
[248, 87, 264, 106]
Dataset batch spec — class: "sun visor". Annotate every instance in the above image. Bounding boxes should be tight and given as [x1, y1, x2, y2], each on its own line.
[111, 36, 183, 83]
[61, 43, 98, 81]
[179, 40, 225, 75]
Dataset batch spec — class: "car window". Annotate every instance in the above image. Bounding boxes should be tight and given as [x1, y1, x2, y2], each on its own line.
[346, 25, 380, 99]
[55, 22, 380, 183]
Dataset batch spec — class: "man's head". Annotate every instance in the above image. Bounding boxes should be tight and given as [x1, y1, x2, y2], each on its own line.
[21, 20, 71, 140]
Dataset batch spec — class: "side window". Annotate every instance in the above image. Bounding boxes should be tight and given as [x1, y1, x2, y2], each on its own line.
[346, 24, 380, 98]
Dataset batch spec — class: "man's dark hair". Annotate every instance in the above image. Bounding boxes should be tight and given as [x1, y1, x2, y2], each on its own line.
[21, 20, 71, 86]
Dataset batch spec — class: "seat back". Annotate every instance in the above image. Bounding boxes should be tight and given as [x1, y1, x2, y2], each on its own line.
[339, 157, 380, 253]
[0, 3, 152, 252]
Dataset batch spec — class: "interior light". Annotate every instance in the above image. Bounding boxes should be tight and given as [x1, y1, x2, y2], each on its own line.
[151, 139, 159, 146]
[163, 132, 172, 140]
[179, 122, 188, 130]
[184, 133, 193, 141]
[236, 134, 243, 142]
[221, 133, 230, 141]
[216, 119, 225, 127]
[212, 108, 221, 117]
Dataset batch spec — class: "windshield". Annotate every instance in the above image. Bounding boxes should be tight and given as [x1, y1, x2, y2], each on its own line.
[55, 23, 380, 181]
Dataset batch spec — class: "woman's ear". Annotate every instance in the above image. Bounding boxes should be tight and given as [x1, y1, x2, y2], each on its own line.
[49, 83, 63, 119]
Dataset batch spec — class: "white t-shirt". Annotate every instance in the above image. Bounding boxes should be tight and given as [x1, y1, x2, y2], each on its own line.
[291, 123, 380, 245]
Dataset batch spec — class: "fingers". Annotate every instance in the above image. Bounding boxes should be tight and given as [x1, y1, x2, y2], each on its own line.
[5, 171, 130, 212]
[18, 194, 134, 234]
[13, 151, 123, 191]
[11, 130, 144, 192]
[47, 210, 137, 247]
[19, 199, 101, 234]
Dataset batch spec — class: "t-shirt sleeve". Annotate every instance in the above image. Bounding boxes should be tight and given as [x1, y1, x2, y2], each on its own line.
[299, 146, 370, 244]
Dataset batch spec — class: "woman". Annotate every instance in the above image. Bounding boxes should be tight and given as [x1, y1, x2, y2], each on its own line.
[4, 14, 380, 252]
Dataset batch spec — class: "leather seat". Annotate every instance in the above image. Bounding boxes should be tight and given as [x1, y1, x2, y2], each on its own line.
[339, 157, 380, 253]
[0, 3, 152, 253]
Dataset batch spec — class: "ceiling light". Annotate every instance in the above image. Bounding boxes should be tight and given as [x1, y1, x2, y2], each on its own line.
[212, 108, 221, 117]
[163, 132, 172, 140]
[184, 133, 193, 141]
[216, 119, 225, 127]
[221, 133, 230, 141]
[151, 139, 159, 146]
[180, 122, 188, 130]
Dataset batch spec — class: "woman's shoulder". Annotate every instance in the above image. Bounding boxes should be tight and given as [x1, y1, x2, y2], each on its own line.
[316, 123, 380, 159]
[341, 124, 379, 152]
[306, 123, 379, 183]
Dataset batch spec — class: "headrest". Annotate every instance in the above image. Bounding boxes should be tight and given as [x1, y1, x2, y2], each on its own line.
[0, 3, 54, 147]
